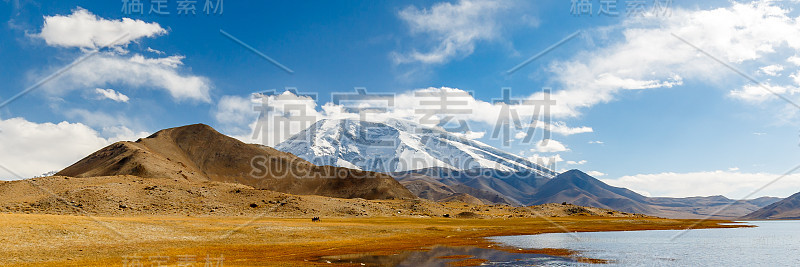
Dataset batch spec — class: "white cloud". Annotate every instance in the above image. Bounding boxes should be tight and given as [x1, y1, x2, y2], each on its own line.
[586, 170, 606, 177]
[0, 118, 146, 179]
[788, 55, 800, 66]
[31, 8, 211, 102]
[215, 95, 256, 126]
[36, 7, 166, 49]
[452, 130, 486, 140]
[567, 160, 587, 165]
[146, 47, 165, 55]
[729, 83, 797, 102]
[543, 0, 800, 118]
[759, 64, 784, 76]
[547, 121, 593, 135]
[218, 91, 325, 146]
[728, 167, 740, 171]
[393, 0, 511, 64]
[527, 154, 564, 170]
[43, 52, 212, 102]
[61, 109, 148, 142]
[588, 140, 604, 144]
[517, 121, 593, 137]
[215, 87, 595, 145]
[530, 139, 569, 152]
[602, 170, 800, 198]
[94, 88, 129, 102]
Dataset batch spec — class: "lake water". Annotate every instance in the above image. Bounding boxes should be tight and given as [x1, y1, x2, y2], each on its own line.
[488, 220, 800, 266]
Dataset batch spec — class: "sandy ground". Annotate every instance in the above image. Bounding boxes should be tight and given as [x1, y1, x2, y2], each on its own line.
[0, 175, 744, 266]
[0, 213, 741, 266]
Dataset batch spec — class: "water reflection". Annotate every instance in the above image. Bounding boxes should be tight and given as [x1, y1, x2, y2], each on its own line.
[320, 245, 580, 266]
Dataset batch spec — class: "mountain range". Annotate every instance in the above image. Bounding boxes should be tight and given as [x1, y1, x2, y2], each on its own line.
[394, 167, 780, 218]
[275, 119, 786, 219]
[49, 122, 793, 219]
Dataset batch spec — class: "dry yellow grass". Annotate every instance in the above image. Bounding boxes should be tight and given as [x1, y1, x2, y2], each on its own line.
[0, 213, 743, 266]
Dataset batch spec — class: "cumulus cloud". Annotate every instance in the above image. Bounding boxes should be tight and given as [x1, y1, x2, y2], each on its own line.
[601, 170, 800, 199]
[567, 160, 587, 165]
[451, 130, 486, 140]
[42, 52, 212, 102]
[526, 154, 563, 170]
[94, 88, 129, 102]
[729, 83, 797, 103]
[0, 118, 147, 179]
[217, 91, 324, 146]
[393, 0, 511, 64]
[35, 7, 166, 49]
[146, 47, 165, 55]
[543, 0, 800, 118]
[788, 55, 800, 66]
[215, 95, 256, 127]
[61, 109, 149, 141]
[759, 64, 785, 77]
[586, 170, 606, 177]
[530, 139, 569, 153]
[31, 8, 211, 102]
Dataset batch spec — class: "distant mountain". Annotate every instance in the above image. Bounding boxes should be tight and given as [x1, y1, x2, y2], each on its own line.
[57, 124, 414, 200]
[648, 195, 783, 219]
[744, 192, 800, 219]
[530, 169, 658, 214]
[276, 119, 557, 177]
[398, 168, 779, 218]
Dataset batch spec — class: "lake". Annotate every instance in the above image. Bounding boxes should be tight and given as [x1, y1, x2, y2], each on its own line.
[488, 220, 800, 266]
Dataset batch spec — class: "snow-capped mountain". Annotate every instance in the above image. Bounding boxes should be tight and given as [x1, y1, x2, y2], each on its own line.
[276, 119, 557, 177]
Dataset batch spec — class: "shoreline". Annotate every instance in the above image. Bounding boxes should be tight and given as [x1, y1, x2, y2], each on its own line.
[0, 213, 747, 266]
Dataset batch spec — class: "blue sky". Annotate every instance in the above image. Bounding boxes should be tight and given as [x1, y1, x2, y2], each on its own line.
[1, 0, 799, 198]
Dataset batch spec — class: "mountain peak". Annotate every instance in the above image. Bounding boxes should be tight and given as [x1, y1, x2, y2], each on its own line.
[276, 119, 557, 177]
[560, 169, 587, 176]
[145, 123, 219, 139]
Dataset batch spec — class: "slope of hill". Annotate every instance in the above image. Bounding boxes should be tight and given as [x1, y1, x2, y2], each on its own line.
[394, 167, 549, 205]
[56, 124, 414, 200]
[394, 173, 516, 205]
[744, 192, 800, 219]
[276, 119, 557, 177]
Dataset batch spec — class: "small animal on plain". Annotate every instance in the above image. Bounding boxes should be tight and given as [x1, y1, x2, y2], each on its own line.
[312, 217, 320, 222]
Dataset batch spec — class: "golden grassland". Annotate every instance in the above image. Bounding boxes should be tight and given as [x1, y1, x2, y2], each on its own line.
[0, 213, 747, 266]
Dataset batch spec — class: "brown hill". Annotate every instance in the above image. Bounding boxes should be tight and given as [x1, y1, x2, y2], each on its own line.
[56, 124, 414, 200]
